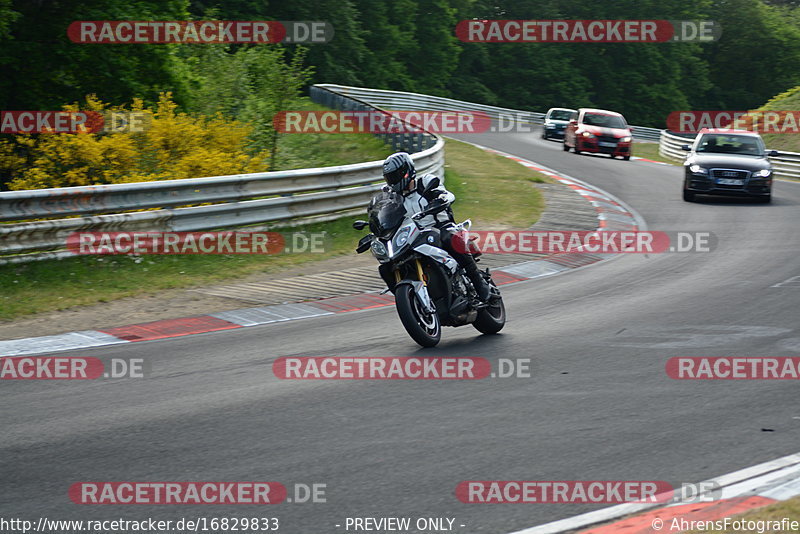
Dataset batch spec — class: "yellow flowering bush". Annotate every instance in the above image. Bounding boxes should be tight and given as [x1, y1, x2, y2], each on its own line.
[1, 93, 270, 191]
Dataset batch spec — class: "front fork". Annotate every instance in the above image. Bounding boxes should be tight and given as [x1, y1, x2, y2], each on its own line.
[393, 259, 427, 284]
[394, 259, 435, 314]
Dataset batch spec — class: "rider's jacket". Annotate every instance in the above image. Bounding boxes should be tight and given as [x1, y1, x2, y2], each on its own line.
[383, 174, 455, 228]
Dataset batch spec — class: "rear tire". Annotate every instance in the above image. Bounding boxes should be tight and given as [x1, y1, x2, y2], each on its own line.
[759, 194, 772, 203]
[395, 285, 441, 348]
[473, 297, 506, 335]
[473, 278, 506, 335]
[683, 190, 695, 202]
[623, 155, 631, 161]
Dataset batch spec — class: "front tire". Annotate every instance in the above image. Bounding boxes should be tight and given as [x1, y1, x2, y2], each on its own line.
[562, 142, 569, 152]
[683, 190, 695, 202]
[395, 285, 441, 348]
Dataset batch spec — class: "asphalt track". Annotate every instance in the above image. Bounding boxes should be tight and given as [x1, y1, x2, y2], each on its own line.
[2, 130, 800, 533]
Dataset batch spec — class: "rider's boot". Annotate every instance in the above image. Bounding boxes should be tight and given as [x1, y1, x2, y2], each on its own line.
[465, 262, 491, 302]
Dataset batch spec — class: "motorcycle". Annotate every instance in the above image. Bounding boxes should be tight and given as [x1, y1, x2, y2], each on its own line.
[353, 178, 505, 347]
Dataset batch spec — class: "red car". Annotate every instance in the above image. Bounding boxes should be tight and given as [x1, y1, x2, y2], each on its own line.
[563, 108, 633, 160]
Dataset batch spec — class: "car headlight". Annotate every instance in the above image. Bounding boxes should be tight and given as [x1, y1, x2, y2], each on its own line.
[689, 164, 708, 175]
[620, 136, 632, 143]
[393, 225, 412, 249]
[581, 132, 595, 138]
[545, 123, 555, 128]
[752, 169, 772, 178]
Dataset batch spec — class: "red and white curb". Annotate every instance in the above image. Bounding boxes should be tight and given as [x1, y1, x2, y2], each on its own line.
[0, 150, 643, 357]
[507, 451, 800, 534]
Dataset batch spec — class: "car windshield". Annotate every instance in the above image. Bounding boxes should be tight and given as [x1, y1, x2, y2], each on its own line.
[582, 113, 627, 128]
[548, 110, 572, 121]
[696, 134, 765, 156]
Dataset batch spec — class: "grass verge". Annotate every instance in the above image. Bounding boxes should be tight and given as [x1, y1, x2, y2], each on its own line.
[443, 138, 547, 229]
[0, 138, 547, 321]
[633, 141, 680, 165]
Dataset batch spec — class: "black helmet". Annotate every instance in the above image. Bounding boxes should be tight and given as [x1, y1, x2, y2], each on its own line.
[382, 152, 416, 193]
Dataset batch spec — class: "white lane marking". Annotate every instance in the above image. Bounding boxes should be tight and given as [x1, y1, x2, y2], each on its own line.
[507, 451, 800, 534]
[771, 275, 800, 288]
[0, 330, 128, 357]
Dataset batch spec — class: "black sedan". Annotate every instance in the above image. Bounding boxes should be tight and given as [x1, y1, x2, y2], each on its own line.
[682, 129, 778, 203]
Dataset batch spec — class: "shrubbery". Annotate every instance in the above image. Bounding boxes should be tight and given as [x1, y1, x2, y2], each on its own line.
[0, 93, 270, 190]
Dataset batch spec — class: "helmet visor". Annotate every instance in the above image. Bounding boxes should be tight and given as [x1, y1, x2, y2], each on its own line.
[383, 167, 407, 187]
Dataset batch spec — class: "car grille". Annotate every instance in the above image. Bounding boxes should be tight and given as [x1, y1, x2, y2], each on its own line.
[598, 135, 617, 144]
[710, 169, 750, 180]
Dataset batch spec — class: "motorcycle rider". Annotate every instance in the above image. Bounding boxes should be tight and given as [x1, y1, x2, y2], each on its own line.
[381, 151, 492, 301]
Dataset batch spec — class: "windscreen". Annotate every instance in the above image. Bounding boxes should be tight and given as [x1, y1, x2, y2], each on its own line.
[696, 134, 765, 156]
[549, 110, 573, 121]
[583, 113, 627, 129]
[367, 191, 407, 238]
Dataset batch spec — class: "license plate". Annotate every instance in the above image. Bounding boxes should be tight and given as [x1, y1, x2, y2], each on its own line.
[717, 178, 744, 185]
[598, 142, 616, 148]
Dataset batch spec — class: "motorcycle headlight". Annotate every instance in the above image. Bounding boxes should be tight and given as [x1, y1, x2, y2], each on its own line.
[752, 169, 772, 178]
[394, 225, 412, 249]
[581, 132, 595, 138]
[371, 239, 388, 259]
[620, 136, 632, 143]
[689, 164, 708, 175]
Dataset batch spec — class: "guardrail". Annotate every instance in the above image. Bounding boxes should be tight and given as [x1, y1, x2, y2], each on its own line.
[0, 85, 444, 264]
[659, 130, 800, 180]
[315, 84, 664, 141]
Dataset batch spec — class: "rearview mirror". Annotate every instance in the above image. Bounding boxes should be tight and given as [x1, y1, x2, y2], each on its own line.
[767, 150, 779, 157]
[681, 144, 691, 151]
[352, 220, 367, 230]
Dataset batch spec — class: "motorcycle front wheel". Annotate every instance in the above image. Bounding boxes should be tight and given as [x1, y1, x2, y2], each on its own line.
[395, 285, 441, 348]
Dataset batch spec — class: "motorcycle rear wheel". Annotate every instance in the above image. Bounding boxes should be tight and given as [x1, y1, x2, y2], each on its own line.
[473, 278, 506, 335]
[395, 285, 441, 348]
